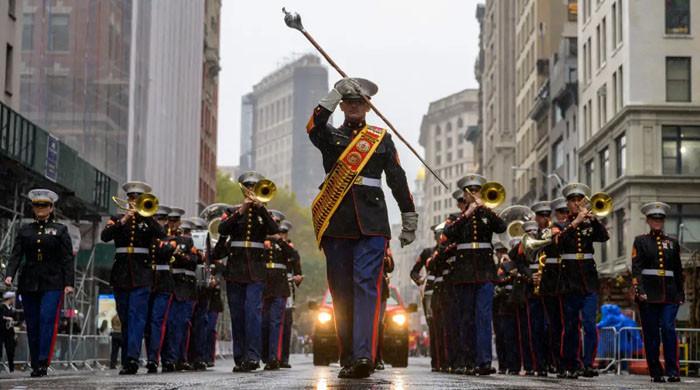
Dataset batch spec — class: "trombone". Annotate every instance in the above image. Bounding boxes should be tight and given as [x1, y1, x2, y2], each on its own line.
[239, 179, 277, 204]
[112, 193, 159, 217]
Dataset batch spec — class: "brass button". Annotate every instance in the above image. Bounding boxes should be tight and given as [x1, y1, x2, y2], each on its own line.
[37, 239, 41, 243]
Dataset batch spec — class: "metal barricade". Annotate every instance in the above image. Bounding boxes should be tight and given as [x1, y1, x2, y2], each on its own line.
[617, 327, 700, 376]
[594, 326, 618, 372]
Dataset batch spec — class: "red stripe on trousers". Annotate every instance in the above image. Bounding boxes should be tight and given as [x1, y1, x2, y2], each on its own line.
[277, 308, 286, 361]
[559, 297, 566, 362]
[157, 294, 174, 362]
[47, 293, 64, 365]
[370, 242, 387, 363]
[525, 303, 537, 371]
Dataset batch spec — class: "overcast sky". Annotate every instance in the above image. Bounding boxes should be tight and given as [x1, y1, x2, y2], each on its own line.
[217, 0, 481, 219]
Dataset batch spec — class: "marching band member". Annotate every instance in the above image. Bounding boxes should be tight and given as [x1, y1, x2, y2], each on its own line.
[279, 220, 302, 369]
[410, 227, 440, 372]
[5, 189, 74, 377]
[218, 172, 279, 372]
[557, 183, 609, 379]
[492, 241, 520, 375]
[101, 182, 164, 375]
[307, 77, 417, 378]
[633, 202, 683, 383]
[443, 174, 506, 375]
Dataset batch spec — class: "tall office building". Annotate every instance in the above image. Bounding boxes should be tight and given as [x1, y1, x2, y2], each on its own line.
[419, 89, 480, 228]
[577, 0, 700, 279]
[246, 54, 328, 206]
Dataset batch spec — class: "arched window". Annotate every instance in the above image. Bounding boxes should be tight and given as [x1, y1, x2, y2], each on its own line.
[457, 117, 464, 128]
[435, 125, 441, 135]
[446, 122, 452, 132]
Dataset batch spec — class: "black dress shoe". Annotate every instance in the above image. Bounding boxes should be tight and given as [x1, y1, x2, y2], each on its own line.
[119, 363, 138, 375]
[109, 364, 117, 369]
[206, 362, 215, 368]
[537, 370, 548, 377]
[350, 358, 373, 379]
[582, 366, 598, 377]
[177, 362, 194, 371]
[652, 376, 666, 383]
[146, 361, 158, 374]
[565, 370, 579, 379]
[431, 367, 439, 372]
[162, 362, 176, 373]
[374, 360, 385, 371]
[338, 366, 353, 379]
[667, 376, 680, 383]
[465, 366, 476, 376]
[556, 370, 567, 379]
[232, 364, 250, 373]
[194, 361, 207, 371]
[524, 370, 535, 376]
[507, 369, 520, 376]
[30, 368, 42, 377]
[280, 362, 291, 368]
[264, 360, 280, 370]
[453, 366, 466, 375]
[497, 369, 506, 375]
[244, 360, 260, 371]
[477, 365, 493, 376]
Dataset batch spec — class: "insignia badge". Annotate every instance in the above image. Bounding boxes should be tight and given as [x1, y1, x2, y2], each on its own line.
[482, 217, 489, 224]
[346, 152, 362, 166]
[46, 228, 57, 235]
[356, 140, 371, 153]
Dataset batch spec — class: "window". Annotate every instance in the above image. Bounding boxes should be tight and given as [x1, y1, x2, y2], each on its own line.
[446, 122, 452, 133]
[457, 118, 463, 128]
[553, 138, 564, 169]
[8, 0, 16, 18]
[435, 140, 442, 152]
[596, 24, 602, 68]
[47, 75, 70, 112]
[617, 65, 623, 111]
[617, 0, 623, 45]
[4, 45, 13, 96]
[22, 14, 34, 51]
[597, 84, 607, 129]
[446, 152, 452, 163]
[584, 159, 595, 187]
[616, 133, 626, 177]
[662, 126, 700, 174]
[586, 37, 592, 82]
[601, 17, 607, 65]
[435, 125, 441, 136]
[666, 0, 690, 34]
[49, 14, 70, 51]
[616, 209, 626, 257]
[567, 0, 577, 22]
[436, 155, 441, 165]
[582, 41, 588, 85]
[666, 204, 700, 250]
[611, 3, 617, 46]
[666, 57, 691, 102]
[458, 149, 463, 159]
[600, 147, 609, 188]
[612, 72, 618, 114]
[447, 137, 453, 148]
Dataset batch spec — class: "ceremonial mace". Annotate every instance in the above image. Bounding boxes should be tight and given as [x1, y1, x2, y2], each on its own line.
[282, 8, 449, 190]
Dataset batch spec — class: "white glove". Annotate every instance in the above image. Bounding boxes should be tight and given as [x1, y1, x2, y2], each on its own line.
[319, 88, 342, 112]
[399, 212, 419, 247]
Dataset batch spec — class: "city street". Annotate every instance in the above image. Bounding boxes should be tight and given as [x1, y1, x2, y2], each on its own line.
[0, 355, 697, 389]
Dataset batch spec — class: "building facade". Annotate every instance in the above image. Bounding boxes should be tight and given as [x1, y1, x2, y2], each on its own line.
[419, 89, 479, 228]
[481, 0, 517, 200]
[247, 54, 328, 206]
[513, 0, 572, 204]
[577, 0, 700, 280]
[239, 93, 255, 171]
[1, 0, 21, 109]
[198, 0, 221, 210]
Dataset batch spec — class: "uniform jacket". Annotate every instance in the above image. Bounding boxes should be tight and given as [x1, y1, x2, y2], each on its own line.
[263, 237, 292, 298]
[493, 257, 518, 316]
[0, 303, 16, 334]
[168, 235, 199, 301]
[151, 229, 178, 294]
[410, 247, 434, 285]
[429, 242, 456, 289]
[442, 206, 507, 284]
[308, 106, 415, 239]
[285, 240, 302, 306]
[539, 223, 564, 296]
[556, 216, 609, 294]
[101, 214, 164, 290]
[508, 244, 530, 305]
[7, 218, 75, 293]
[632, 230, 684, 304]
[218, 205, 279, 283]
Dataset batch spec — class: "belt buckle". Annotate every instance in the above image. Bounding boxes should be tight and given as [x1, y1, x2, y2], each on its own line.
[658, 270, 666, 276]
[354, 176, 363, 185]
[266, 262, 274, 269]
[471, 242, 479, 249]
[243, 241, 251, 248]
[127, 246, 135, 254]
[37, 253, 43, 262]
[576, 253, 585, 260]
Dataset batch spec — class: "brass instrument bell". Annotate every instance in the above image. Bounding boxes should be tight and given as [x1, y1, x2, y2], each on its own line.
[587, 192, 613, 218]
[112, 193, 159, 217]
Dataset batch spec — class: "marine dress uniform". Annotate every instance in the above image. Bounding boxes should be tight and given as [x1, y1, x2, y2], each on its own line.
[556, 183, 609, 378]
[492, 241, 520, 375]
[6, 189, 74, 377]
[101, 181, 164, 374]
[307, 77, 417, 378]
[218, 172, 279, 372]
[443, 174, 506, 375]
[280, 220, 302, 369]
[632, 202, 684, 383]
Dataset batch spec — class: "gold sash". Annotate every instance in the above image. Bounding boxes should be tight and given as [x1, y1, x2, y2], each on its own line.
[311, 125, 386, 245]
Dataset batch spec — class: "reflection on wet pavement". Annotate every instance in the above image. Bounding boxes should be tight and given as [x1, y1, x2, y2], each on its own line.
[0, 356, 698, 389]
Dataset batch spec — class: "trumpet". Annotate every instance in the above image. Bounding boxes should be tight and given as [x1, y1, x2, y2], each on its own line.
[239, 179, 277, 204]
[112, 193, 159, 217]
[465, 181, 506, 209]
[580, 192, 613, 218]
[522, 225, 554, 296]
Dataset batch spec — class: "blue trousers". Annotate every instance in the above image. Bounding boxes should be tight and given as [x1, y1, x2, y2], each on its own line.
[562, 292, 597, 370]
[205, 311, 219, 363]
[440, 284, 459, 368]
[189, 301, 210, 363]
[262, 297, 286, 362]
[21, 290, 62, 369]
[518, 298, 547, 372]
[147, 292, 173, 363]
[454, 282, 493, 367]
[281, 308, 293, 364]
[322, 236, 386, 366]
[494, 314, 519, 372]
[226, 281, 264, 365]
[162, 299, 194, 364]
[542, 295, 563, 370]
[639, 302, 680, 378]
[114, 287, 150, 364]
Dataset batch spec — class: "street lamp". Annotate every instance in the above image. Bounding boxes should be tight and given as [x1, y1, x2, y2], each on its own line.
[511, 166, 567, 201]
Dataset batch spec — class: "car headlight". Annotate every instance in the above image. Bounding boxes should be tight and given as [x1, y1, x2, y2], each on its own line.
[317, 311, 332, 324]
[391, 313, 406, 326]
